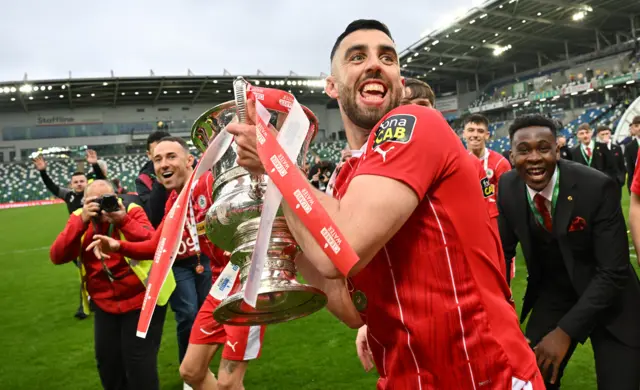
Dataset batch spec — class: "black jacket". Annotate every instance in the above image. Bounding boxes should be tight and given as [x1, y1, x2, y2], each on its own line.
[571, 142, 619, 185]
[498, 160, 640, 347]
[625, 138, 638, 193]
[135, 160, 168, 228]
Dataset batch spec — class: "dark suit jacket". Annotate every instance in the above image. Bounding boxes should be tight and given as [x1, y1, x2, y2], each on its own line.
[571, 142, 619, 184]
[609, 143, 626, 188]
[498, 160, 640, 347]
[625, 139, 638, 193]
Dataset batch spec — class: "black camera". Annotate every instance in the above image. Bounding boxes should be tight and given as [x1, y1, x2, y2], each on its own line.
[96, 194, 120, 213]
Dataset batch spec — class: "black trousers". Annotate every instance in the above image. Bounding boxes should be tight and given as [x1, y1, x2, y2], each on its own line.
[525, 296, 640, 390]
[93, 303, 167, 390]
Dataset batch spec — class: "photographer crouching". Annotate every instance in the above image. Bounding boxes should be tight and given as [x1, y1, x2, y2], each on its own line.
[49, 180, 175, 390]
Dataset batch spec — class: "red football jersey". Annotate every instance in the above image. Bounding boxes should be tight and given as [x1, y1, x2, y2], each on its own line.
[166, 171, 228, 274]
[335, 105, 538, 389]
[631, 149, 640, 195]
[473, 148, 511, 195]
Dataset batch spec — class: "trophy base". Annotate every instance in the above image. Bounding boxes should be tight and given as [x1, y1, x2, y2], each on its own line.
[213, 282, 327, 326]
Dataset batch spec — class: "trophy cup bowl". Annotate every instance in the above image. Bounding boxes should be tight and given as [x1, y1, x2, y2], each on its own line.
[191, 78, 328, 326]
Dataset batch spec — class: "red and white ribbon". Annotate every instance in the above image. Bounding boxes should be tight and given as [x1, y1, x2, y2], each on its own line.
[248, 86, 359, 289]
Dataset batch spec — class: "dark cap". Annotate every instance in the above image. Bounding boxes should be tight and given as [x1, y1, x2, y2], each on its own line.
[330, 19, 393, 62]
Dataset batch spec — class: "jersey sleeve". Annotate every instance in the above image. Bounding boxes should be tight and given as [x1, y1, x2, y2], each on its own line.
[353, 106, 454, 201]
[632, 154, 640, 195]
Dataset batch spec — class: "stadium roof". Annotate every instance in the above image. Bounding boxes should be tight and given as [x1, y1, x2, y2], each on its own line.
[399, 0, 640, 95]
[0, 75, 331, 114]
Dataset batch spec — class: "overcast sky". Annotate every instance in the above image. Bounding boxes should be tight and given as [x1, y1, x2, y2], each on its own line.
[0, 0, 476, 82]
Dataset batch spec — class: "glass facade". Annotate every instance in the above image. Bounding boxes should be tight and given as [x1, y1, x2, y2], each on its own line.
[2, 121, 161, 141]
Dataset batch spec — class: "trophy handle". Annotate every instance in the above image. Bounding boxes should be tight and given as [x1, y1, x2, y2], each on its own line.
[234, 77, 265, 200]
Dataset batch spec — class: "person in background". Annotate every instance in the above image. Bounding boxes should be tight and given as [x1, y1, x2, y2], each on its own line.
[498, 114, 640, 389]
[50, 179, 173, 390]
[571, 123, 618, 184]
[596, 124, 626, 199]
[401, 77, 435, 107]
[136, 131, 171, 228]
[32, 151, 105, 319]
[625, 116, 640, 193]
[463, 114, 511, 196]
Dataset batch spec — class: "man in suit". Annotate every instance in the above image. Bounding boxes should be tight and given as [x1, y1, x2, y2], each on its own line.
[624, 116, 640, 193]
[498, 114, 640, 389]
[571, 123, 618, 182]
[596, 125, 626, 198]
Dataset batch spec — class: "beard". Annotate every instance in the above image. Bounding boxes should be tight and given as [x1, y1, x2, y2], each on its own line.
[338, 74, 402, 130]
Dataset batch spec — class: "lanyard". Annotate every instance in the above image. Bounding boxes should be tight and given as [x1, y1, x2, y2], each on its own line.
[580, 144, 593, 166]
[187, 197, 201, 256]
[525, 169, 560, 228]
[186, 179, 204, 274]
[480, 148, 489, 174]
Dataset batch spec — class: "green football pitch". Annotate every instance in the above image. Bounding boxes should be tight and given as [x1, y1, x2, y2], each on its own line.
[0, 193, 637, 389]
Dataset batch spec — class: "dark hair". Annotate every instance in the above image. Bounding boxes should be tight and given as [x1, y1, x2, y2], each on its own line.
[463, 114, 489, 128]
[146, 130, 172, 150]
[508, 114, 557, 140]
[404, 78, 435, 106]
[71, 171, 86, 177]
[577, 123, 591, 131]
[157, 136, 190, 152]
[596, 125, 612, 133]
[330, 19, 394, 62]
[632, 115, 640, 125]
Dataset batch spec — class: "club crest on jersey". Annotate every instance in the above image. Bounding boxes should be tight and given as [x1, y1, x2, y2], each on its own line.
[485, 168, 494, 179]
[372, 114, 416, 150]
[480, 177, 495, 198]
[197, 195, 207, 209]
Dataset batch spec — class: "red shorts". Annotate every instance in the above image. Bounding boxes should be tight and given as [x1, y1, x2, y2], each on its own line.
[189, 294, 266, 361]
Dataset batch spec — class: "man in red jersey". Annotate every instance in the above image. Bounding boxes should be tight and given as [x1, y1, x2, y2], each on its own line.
[463, 113, 511, 196]
[228, 19, 542, 390]
[88, 137, 264, 390]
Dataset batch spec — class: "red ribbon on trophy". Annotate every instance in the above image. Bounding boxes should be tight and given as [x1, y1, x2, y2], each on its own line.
[247, 86, 359, 277]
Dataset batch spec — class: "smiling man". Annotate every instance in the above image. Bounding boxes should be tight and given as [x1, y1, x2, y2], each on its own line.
[463, 114, 511, 196]
[228, 19, 542, 389]
[497, 114, 640, 389]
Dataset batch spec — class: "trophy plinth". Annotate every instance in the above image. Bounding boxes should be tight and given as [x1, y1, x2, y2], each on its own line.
[192, 78, 327, 326]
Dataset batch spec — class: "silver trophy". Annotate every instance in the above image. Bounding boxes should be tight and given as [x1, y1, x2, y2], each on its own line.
[191, 77, 327, 326]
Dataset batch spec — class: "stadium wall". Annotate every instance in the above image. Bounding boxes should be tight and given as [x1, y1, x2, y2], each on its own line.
[0, 103, 343, 161]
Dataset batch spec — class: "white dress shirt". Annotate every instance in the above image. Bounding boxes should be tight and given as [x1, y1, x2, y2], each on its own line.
[526, 166, 559, 214]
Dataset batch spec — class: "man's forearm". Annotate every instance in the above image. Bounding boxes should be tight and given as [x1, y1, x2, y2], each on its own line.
[295, 254, 363, 328]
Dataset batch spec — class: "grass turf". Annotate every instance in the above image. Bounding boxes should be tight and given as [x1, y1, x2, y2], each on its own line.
[0, 192, 636, 389]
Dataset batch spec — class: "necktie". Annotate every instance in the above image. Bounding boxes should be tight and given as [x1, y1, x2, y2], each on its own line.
[534, 193, 553, 231]
[585, 146, 592, 157]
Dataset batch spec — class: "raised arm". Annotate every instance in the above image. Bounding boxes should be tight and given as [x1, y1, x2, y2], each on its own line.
[34, 156, 69, 199]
